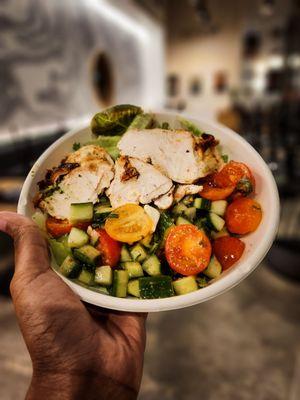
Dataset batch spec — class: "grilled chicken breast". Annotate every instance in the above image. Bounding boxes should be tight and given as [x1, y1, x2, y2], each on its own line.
[154, 186, 174, 209]
[38, 145, 114, 219]
[107, 156, 173, 208]
[118, 128, 222, 184]
[174, 184, 203, 202]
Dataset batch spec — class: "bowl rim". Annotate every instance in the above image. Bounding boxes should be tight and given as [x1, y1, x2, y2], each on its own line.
[18, 109, 280, 312]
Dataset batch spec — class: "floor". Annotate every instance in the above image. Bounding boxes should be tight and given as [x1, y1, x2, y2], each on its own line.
[0, 263, 300, 400]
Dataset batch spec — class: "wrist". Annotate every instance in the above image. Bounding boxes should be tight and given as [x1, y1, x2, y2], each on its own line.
[27, 370, 138, 400]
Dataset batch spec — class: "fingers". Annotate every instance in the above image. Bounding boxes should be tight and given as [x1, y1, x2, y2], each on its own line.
[0, 211, 50, 280]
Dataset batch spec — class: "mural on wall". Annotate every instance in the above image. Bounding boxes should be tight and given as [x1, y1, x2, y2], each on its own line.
[0, 0, 164, 137]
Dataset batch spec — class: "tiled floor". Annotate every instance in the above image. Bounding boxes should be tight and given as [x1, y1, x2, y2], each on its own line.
[0, 263, 300, 400]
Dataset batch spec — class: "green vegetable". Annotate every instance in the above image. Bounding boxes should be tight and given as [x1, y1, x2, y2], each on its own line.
[203, 256, 222, 279]
[210, 227, 229, 239]
[142, 255, 161, 276]
[78, 269, 94, 285]
[194, 198, 211, 211]
[161, 122, 170, 129]
[196, 275, 209, 288]
[183, 206, 196, 222]
[172, 202, 188, 216]
[210, 200, 228, 217]
[87, 135, 121, 160]
[139, 276, 174, 299]
[154, 212, 174, 243]
[130, 244, 148, 262]
[176, 216, 192, 225]
[73, 245, 101, 267]
[70, 202, 93, 223]
[206, 213, 225, 232]
[92, 211, 118, 228]
[72, 142, 81, 151]
[221, 154, 229, 163]
[59, 255, 81, 278]
[95, 265, 113, 286]
[68, 227, 89, 248]
[32, 210, 46, 232]
[178, 117, 203, 136]
[112, 270, 129, 298]
[49, 239, 71, 266]
[128, 113, 153, 129]
[123, 261, 144, 278]
[236, 178, 253, 196]
[94, 204, 113, 215]
[120, 245, 132, 262]
[91, 104, 142, 136]
[140, 234, 153, 248]
[127, 280, 140, 297]
[173, 276, 198, 295]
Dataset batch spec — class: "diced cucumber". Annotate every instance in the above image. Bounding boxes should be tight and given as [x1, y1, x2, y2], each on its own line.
[176, 216, 192, 225]
[123, 261, 144, 278]
[87, 226, 100, 246]
[59, 255, 81, 278]
[196, 275, 209, 288]
[49, 239, 71, 266]
[210, 227, 230, 239]
[78, 269, 94, 285]
[194, 198, 211, 210]
[73, 245, 101, 266]
[140, 234, 153, 248]
[130, 244, 148, 262]
[172, 202, 188, 216]
[127, 279, 140, 297]
[93, 286, 110, 295]
[95, 265, 113, 286]
[68, 227, 89, 248]
[32, 210, 46, 231]
[182, 196, 194, 206]
[206, 212, 225, 232]
[142, 255, 161, 276]
[139, 276, 174, 299]
[120, 245, 132, 262]
[210, 200, 228, 216]
[70, 202, 93, 223]
[57, 234, 69, 247]
[203, 255, 222, 279]
[112, 270, 129, 298]
[94, 204, 113, 214]
[173, 276, 198, 295]
[183, 206, 197, 222]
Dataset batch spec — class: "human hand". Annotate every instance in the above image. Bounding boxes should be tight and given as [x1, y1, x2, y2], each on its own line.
[0, 212, 147, 400]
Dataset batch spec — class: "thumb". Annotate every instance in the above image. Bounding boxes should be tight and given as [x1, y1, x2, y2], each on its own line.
[0, 211, 50, 282]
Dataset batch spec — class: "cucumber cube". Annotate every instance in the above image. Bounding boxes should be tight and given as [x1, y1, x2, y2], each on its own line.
[68, 227, 89, 248]
[172, 276, 198, 295]
[73, 245, 101, 267]
[139, 276, 174, 299]
[142, 255, 161, 276]
[203, 256, 222, 279]
[130, 244, 148, 262]
[78, 269, 94, 285]
[127, 279, 140, 297]
[120, 245, 132, 262]
[59, 255, 81, 278]
[112, 270, 129, 298]
[70, 202, 93, 223]
[123, 262, 144, 278]
[210, 200, 228, 216]
[95, 265, 113, 286]
[49, 239, 71, 266]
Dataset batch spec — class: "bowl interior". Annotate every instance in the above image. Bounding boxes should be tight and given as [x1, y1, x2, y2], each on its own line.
[18, 111, 280, 312]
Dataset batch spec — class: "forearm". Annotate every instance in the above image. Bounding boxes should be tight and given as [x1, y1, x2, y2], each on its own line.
[26, 372, 138, 400]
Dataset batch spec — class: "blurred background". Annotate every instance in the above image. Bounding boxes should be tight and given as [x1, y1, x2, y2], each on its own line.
[0, 0, 300, 399]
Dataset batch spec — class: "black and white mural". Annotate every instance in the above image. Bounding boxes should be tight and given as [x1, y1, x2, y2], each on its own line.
[0, 0, 164, 137]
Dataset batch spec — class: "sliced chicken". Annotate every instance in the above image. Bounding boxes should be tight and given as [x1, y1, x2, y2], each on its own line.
[174, 184, 203, 203]
[118, 128, 222, 184]
[107, 156, 173, 208]
[154, 186, 174, 209]
[38, 145, 114, 219]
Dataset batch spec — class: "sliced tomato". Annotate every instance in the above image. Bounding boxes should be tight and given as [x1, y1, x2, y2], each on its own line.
[200, 183, 235, 200]
[75, 221, 91, 231]
[46, 217, 72, 238]
[95, 228, 121, 267]
[225, 198, 262, 234]
[104, 203, 152, 244]
[165, 225, 211, 275]
[213, 236, 245, 270]
[215, 161, 255, 196]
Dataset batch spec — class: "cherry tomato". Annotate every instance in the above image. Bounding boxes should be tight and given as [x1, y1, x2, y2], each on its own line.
[225, 198, 262, 234]
[165, 225, 211, 275]
[200, 184, 235, 200]
[95, 228, 121, 267]
[104, 204, 152, 243]
[213, 236, 245, 270]
[46, 217, 72, 238]
[214, 161, 255, 196]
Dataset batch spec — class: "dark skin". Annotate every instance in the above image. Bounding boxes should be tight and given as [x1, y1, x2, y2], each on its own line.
[0, 212, 147, 400]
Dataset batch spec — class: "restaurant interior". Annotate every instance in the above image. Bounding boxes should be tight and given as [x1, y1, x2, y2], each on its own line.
[0, 1, 299, 399]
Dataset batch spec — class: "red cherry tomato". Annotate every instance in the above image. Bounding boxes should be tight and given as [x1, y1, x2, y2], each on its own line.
[46, 217, 72, 238]
[225, 198, 262, 234]
[96, 228, 121, 267]
[215, 161, 255, 196]
[165, 225, 211, 275]
[213, 236, 245, 270]
[201, 184, 235, 200]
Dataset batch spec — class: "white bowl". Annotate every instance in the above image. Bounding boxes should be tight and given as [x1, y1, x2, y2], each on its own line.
[18, 110, 280, 312]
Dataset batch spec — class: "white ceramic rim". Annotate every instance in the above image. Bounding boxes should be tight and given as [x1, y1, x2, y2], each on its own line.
[18, 109, 280, 312]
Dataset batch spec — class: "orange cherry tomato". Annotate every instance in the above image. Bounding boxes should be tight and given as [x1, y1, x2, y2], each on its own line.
[225, 198, 262, 234]
[46, 217, 72, 238]
[214, 161, 255, 196]
[165, 225, 211, 275]
[213, 236, 245, 270]
[95, 228, 121, 267]
[200, 184, 235, 200]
